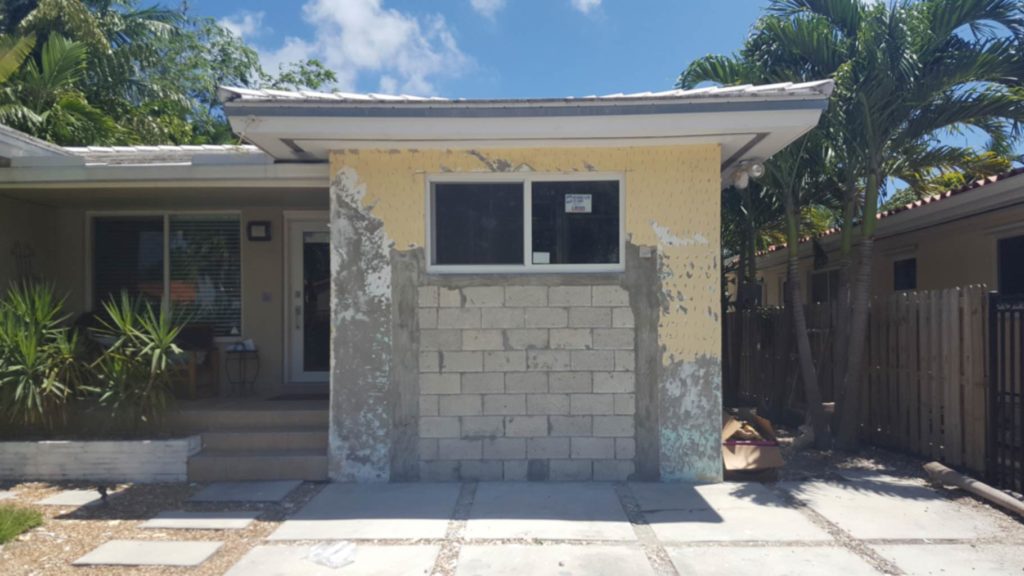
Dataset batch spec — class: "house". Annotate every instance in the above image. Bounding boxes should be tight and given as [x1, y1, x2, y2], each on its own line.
[0, 80, 832, 483]
[751, 168, 1024, 307]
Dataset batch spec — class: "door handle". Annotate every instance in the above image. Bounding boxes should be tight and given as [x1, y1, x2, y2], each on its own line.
[295, 305, 302, 330]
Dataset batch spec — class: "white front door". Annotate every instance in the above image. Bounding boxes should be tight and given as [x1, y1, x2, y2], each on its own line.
[287, 217, 330, 383]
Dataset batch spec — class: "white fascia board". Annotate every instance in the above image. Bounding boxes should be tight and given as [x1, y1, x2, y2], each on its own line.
[0, 162, 329, 189]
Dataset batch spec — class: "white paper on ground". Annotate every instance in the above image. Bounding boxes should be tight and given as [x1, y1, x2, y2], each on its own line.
[307, 541, 356, 569]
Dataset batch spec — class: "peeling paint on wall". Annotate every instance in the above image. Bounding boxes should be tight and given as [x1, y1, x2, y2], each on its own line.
[659, 355, 722, 482]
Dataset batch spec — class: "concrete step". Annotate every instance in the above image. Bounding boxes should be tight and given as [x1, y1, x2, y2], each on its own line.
[188, 450, 328, 482]
[169, 408, 329, 433]
[202, 429, 328, 452]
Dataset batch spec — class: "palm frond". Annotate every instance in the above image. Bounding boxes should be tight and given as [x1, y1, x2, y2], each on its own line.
[0, 33, 35, 84]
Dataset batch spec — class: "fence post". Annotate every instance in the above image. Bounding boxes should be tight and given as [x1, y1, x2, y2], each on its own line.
[987, 290, 998, 486]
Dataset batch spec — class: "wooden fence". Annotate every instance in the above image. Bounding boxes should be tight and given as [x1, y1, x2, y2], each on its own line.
[724, 286, 989, 475]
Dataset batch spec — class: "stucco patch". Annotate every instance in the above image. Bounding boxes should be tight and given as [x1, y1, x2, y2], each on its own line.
[659, 354, 722, 482]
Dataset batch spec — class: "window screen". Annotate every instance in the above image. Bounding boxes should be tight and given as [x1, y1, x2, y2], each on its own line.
[893, 258, 917, 291]
[999, 235, 1024, 295]
[169, 215, 242, 337]
[92, 217, 165, 309]
[810, 269, 839, 303]
[532, 180, 619, 265]
[433, 183, 524, 265]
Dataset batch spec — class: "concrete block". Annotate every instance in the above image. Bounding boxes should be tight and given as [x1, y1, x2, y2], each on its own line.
[593, 328, 635, 350]
[37, 489, 105, 507]
[225, 545, 440, 576]
[550, 416, 592, 437]
[614, 394, 635, 415]
[461, 373, 505, 394]
[438, 308, 481, 329]
[593, 460, 635, 481]
[438, 439, 482, 460]
[571, 350, 614, 371]
[503, 460, 528, 481]
[592, 285, 629, 307]
[418, 308, 438, 329]
[612, 307, 635, 328]
[73, 540, 223, 567]
[505, 372, 548, 393]
[483, 394, 526, 415]
[527, 350, 571, 371]
[419, 417, 461, 438]
[484, 351, 526, 372]
[459, 460, 503, 481]
[504, 416, 548, 437]
[549, 459, 592, 481]
[458, 544, 653, 576]
[505, 286, 547, 307]
[506, 329, 548, 349]
[420, 373, 461, 394]
[441, 351, 483, 373]
[417, 286, 438, 308]
[550, 328, 593, 350]
[439, 395, 482, 416]
[439, 287, 462, 307]
[463, 286, 504, 307]
[421, 329, 462, 351]
[549, 372, 592, 393]
[141, 511, 258, 531]
[462, 329, 504, 351]
[569, 307, 612, 328]
[461, 416, 505, 438]
[524, 307, 568, 328]
[483, 438, 525, 460]
[481, 308, 524, 329]
[420, 460, 460, 481]
[527, 437, 570, 459]
[420, 351, 440, 373]
[615, 438, 636, 460]
[190, 481, 301, 503]
[593, 416, 635, 437]
[614, 350, 635, 372]
[571, 438, 615, 459]
[549, 286, 591, 306]
[419, 439, 439, 460]
[527, 394, 570, 415]
[594, 372, 635, 393]
[571, 394, 614, 415]
[420, 395, 439, 417]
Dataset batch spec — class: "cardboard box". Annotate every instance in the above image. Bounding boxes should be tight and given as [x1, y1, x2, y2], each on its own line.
[722, 413, 784, 471]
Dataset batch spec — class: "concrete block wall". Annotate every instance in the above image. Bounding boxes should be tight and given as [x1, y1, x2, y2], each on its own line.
[0, 436, 202, 483]
[416, 284, 636, 481]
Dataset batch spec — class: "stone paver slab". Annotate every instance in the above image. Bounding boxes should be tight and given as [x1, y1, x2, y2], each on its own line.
[465, 483, 635, 541]
[0, 491, 14, 500]
[190, 480, 301, 503]
[223, 544, 439, 576]
[872, 544, 1024, 576]
[269, 483, 459, 540]
[36, 489, 105, 507]
[141, 510, 260, 530]
[628, 482, 831, 542]
[458, 544, 655, 576]
[668, 546, 882, 576]
[72, 540, 222, 567]
[780, 475, 998, 540]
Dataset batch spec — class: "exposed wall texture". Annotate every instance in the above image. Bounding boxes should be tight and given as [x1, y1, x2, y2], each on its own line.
[328, 146, 722, 482]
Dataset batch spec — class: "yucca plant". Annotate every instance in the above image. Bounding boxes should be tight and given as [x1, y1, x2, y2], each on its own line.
[0, 281, 88, 431]
[90, 292, 186, 428]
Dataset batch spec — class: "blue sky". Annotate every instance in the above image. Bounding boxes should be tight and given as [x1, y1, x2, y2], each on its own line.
[197, 0, 769, 98]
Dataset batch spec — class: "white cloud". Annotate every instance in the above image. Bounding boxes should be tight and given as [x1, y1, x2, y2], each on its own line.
[249, 0, 468, 95]
[470, 0, 506, 19]
[570, 0, 601, 14]
[218, 10, 267, 39]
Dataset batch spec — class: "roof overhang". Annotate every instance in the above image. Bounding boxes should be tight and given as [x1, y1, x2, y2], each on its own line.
[218, 81, 834, 180]
[0, 162, 329, 189]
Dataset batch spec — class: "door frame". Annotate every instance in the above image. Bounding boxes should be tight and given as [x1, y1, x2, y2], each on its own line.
[283, 211, 330, 384]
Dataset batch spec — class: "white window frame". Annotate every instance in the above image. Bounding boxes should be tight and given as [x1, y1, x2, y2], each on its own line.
[425, 172, 626, 274]
[85, 210, 244, 342]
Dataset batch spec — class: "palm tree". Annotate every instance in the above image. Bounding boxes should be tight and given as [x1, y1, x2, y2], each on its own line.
[0, 34, 35, 83]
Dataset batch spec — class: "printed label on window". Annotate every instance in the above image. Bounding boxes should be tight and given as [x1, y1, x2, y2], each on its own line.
[564, 194, 592, 213]
[532, 252, 551, 264]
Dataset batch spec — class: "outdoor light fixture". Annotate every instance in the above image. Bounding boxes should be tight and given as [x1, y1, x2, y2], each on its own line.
[732, 160, 766, 189]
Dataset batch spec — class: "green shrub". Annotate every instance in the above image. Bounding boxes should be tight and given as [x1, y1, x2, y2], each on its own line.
[0, 505, 43, 544]
[0, 282, 89, 431]
[91, 292, 187, 427]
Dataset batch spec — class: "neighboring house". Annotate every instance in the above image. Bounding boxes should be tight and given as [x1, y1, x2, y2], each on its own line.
[0, 80, 831, 483]
[750, 168, 1024, 307]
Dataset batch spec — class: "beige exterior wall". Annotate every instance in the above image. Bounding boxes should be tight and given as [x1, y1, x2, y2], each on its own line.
[0, 194, 59, 287]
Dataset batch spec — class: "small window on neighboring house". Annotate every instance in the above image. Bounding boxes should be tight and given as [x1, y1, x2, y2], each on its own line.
[998, 234, 1024, 295]
[894, 257, 917, 291]
[810, 269, 840, 303]
[429, 176, 623, 272]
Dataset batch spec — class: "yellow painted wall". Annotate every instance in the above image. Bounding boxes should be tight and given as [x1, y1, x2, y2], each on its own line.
[329, 145, 722, 365]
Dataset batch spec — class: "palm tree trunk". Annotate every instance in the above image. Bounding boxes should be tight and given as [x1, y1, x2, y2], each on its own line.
[836, 235, 873, 448]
